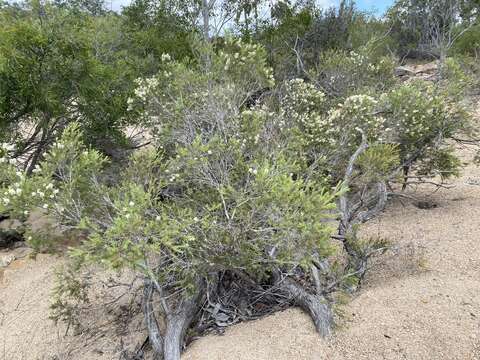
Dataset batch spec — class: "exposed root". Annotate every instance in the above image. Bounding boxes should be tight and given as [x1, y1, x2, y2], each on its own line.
[274, 272, 333, 337]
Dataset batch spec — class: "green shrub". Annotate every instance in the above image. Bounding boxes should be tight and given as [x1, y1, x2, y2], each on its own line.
[0, 37, 475, 360]
[314, 47, 397, 99]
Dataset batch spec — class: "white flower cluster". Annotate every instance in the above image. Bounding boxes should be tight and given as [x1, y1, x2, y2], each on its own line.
[131, 76, 160, 105]
[283, 79, 325, 121]
[51, 141, 65, 150]
[282, 79, 338, 147]
[282, 80, 399, 150]
[1, 142, 15, 152]
[1, 181, 22, 207]
[328, 94, 390, 145]
[31, 182, 59, 210]
[219, 41, 275, 86]
[0, 142, 17, 166]
[349, 51, 367, 67]
[386, 84, 444, 143]
[161, 53, 171, 62]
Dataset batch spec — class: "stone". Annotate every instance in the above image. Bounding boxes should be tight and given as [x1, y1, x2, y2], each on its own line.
[414, 61, 439, 75]
[395, 66, 416, 77]
[0, 254, 15, 267]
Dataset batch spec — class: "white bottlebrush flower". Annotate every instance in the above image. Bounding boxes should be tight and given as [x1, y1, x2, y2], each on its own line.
[129, 201, 135, 207]
[42, 204, 49, 209]
[1, 143, 15, 151]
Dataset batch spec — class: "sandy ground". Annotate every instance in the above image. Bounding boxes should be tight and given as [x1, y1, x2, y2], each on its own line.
[0, 251, 69, 360]
[1, 143, 480, 359]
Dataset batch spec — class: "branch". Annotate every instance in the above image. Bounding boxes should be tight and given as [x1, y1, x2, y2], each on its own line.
[339, 129, 368, 230]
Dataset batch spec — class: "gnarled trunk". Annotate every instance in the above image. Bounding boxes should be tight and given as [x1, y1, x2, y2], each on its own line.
[163, 294, 201, 360]
[143, 278, 205, 360]
[274, 272, 333, 337]
[143, 281, 164, 356]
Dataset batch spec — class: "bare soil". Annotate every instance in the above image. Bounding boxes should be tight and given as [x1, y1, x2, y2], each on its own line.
[1, 145, 480, 360]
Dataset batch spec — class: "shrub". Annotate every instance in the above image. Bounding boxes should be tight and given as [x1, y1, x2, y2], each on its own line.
[0, 3, 139, 172]
[1, 40, 342, 360]
[313, 47, 396, 99]
[1, 39, 476, 360]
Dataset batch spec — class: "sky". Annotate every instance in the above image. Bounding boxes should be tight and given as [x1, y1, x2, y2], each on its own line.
[349, 0, 394, 15]
[108, 0, 395, 16]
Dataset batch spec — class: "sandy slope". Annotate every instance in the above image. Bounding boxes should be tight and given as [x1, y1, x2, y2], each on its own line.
[0, 252, 68, 360]
[1, 145, 480, 360]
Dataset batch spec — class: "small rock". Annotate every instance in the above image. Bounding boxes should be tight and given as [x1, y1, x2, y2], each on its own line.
[416, 201, 438, 210]
[395, 66, 416, 77]
[0, 254, 15, 267]
[414, 61, 439, 75]
[0, 218, 22, 231]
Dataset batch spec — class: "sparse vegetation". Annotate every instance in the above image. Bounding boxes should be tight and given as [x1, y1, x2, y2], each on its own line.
[1, 0, 480, 359]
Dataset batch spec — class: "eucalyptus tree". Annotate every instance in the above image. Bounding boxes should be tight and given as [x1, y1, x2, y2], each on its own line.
[388, 0, 478, 60]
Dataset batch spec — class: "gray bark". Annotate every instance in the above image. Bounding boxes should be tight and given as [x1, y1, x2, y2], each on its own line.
[143, 278, 205, 360]
[163, 294, 202, 360]
[275, 273, 333, 337]
[143, 281, 164, 356]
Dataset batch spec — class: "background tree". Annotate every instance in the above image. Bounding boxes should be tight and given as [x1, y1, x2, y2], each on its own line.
[0, 0, 138, 172]
[388, 0, 478, 61]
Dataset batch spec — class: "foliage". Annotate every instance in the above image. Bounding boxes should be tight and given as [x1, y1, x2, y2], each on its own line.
[452, 24, 480, 57]
[387, 0, 479, 59]
[313, 46, 397, 99]
[1, 1, 480, 358]
[280, 77, 469, 186]
[257, 0, 384, 80]
[0, 1, 138, 169]
[121, 0, 195, 69]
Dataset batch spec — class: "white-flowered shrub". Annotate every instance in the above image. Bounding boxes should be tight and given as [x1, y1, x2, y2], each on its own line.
[0, 38, 474, 360]
[281, 77, 469, 185]
[315, 47, 397, 98]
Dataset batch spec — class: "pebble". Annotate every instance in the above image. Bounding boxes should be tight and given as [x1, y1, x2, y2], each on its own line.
[0, 254, 15, 267]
